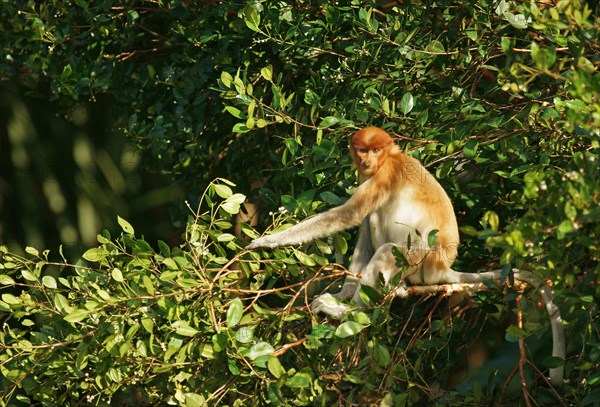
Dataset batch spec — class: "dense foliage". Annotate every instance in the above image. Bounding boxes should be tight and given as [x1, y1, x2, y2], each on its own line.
[1, 0, 599, 405]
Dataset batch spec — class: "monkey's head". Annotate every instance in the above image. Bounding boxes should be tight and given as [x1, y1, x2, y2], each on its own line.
[350, 127, 394, 178]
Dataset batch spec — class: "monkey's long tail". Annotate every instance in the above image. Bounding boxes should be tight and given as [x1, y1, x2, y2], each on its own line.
[446, 268, 565, 386]
[513, 269, 565, 387]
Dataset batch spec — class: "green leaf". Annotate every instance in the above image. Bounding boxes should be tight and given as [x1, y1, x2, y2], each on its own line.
[557, 219, 574, 239]
[111, 268, 124, 282]
[335, 321, 365, 338]
[212, 333, 228, 352]
[247, 342, 275, 360]
[284, 138, 298, 156]
[54, 293, 72, 313]
[463, 140, 479, 158]
[141, 318, 154, 334]
[173, 321, 199, 337]
[221, 71, 233, 88]
[228, 359, 240, 375]
[358, 285, 380, 307]
[505, 325, 526, 342]
[2, 293, 21, 305]
[64, 309, 90, 323]
[224, 106, 243, 119]
[217, 233, 236, 242]
[426, 40, 445, 53]
[372, 341, 391, 368]
[25, 246, 39, 256]
[243, 5, 261, 32]
[501, 36, 514, 54]
[320, 191, 346, 206]
[261, 65, 273, 82]
[256, 118, 268, 128]
[333, 233, 348, 254]
[285, 371, 312, 388]
[221, 193, 246, 214]
[21, 269, 37, 281]
[294, 251, 316, 266]
[311, 323, 336, 339]
[267, 356, 286, 378]
[142, 275, 155, 295]
[162, 258, 179, 270]
[0, 275, 15, 285]
[227, 298, 244, 328]
[214, 183, 233, 198]
[544, 356, 565, 369]
[61, 64, 73, 81]
[460, 225, 478, 236]
[318, 116, 339, 129]
[127, 9, 139, 23]
[235, 326, 254, 344]
[42, 275, 57, 289]
[117, 216, 134, 234]
[504, 12, 528, 29]
[400, 92, 414, 114]
[158, 240, 171, 258]
[483, 211, 499, 232]
[531, 41, 548, 70]
[427, 229, 439, 247]
[185, 394, 206, 406]
[82, 247, 108, 262]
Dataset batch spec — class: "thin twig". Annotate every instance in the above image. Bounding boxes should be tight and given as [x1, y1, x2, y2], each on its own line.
[272, 338, 308, 357]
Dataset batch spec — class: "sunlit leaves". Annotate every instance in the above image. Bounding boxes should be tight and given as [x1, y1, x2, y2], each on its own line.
[318, 116, 339, 129]
[243, 5, 261, 32]
[247, 342, 275, 360]
[82, 247, 108, 263]
[400, 92, 414, 115]
[64, 308, 90, 323]
[0, 275, 15, 286]
[111, 268, 124, 282]
[117, 216, 134, 235]
[221, 193, 246, 215]
[260, 65, 273, 82]
[173, 321, 199, 337]
[42, 275, 57, 289]
[335, 321, 365, 338]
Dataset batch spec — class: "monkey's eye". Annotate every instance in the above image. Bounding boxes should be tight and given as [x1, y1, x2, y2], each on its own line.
[372, 148, 379, 153]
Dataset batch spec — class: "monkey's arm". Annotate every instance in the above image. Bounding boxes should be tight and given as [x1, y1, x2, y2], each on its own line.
[246, 205, 365, 250]
[247, 183, 378, 250]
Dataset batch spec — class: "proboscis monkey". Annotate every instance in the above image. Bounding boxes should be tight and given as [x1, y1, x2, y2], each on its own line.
[247, 127, 564, 385]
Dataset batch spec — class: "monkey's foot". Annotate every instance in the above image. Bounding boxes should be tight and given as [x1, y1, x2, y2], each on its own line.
[311, 293, 351, 320]
[394, 282, 409, 298]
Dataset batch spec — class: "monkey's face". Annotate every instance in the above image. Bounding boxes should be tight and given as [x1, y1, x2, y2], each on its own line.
[350, 127, 394, 178]
[354, 147, 386, 177]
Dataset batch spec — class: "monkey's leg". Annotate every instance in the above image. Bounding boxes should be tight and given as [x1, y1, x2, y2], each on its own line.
[334, 219, 374, 300]
[350, 243, 411, 304]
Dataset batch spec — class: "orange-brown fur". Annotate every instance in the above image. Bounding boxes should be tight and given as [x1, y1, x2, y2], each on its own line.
[348, 127, 458, 274]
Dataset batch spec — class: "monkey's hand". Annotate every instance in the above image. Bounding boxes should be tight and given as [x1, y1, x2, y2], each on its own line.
[311, 293, 351, 320]
[246, 235, 281, 250]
